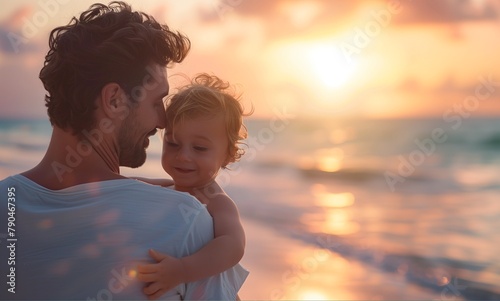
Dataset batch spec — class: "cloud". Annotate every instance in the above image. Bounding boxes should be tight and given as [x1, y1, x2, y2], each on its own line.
[2, 0, 499, 119]
[179, 0, 500, 54]
[0, 5, 44, 54]
[221, 0, 361, 39]
[394, 0, 500, 24]
[2, 5, 33, 28]
[216, 0, 500, 36]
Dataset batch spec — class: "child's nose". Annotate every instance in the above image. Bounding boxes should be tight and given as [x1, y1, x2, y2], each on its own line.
[176, 147, 192, 162]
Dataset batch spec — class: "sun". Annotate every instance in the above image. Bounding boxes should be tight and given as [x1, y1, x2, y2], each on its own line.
[306, 43, 357, 89]
[299, 290, 330, 300]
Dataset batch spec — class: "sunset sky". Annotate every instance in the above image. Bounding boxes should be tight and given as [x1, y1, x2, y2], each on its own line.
[1, 0, 500, 119]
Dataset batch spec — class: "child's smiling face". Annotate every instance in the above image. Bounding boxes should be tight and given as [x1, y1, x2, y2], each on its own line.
[162, 113, 230, 192]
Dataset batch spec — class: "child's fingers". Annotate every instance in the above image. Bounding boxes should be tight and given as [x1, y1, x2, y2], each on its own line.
[143, 282, 162, 296]
[136, 272, 158, 283]
[137, 263, 158, 273]
[149, 249, 168, 262]
[148, 288, 167, 300]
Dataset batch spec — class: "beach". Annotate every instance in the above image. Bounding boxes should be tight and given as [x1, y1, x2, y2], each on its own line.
[239, 217, 449, 300]
[1, 118, 499, 300]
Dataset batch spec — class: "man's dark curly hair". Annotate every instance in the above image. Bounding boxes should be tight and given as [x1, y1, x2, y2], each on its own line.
[39, 1, 190, 134]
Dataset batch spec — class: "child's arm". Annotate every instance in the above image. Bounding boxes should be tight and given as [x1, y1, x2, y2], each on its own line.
[136, 184, 245, 299]
[131, 176, 174, 187]
[185, 190, 246, 278]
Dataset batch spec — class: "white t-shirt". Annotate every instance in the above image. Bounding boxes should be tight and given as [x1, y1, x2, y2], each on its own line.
[0, 174, 247, 300]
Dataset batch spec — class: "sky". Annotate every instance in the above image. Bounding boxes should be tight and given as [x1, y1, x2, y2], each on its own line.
[1, 0, 500, 119]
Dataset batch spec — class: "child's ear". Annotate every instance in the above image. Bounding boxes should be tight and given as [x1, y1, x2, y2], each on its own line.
[99, 83, 128, 118]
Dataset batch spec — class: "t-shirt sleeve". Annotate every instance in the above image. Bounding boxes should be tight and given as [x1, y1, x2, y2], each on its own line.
[179, 203, 238, 300]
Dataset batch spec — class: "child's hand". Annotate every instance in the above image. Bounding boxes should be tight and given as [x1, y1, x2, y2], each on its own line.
[137, 249, 186, 300]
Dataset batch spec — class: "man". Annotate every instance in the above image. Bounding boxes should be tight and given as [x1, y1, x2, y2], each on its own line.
[0, 2, 239, 299]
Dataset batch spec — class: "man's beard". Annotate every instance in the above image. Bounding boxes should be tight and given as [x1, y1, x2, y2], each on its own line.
[118, 118, 148, 168]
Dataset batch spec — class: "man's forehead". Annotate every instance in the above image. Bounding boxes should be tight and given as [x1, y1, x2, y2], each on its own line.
[159, 73, 169, 95]
[144, 64, 169, 93]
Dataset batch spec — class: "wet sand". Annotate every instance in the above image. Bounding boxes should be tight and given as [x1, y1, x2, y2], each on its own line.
[239, 217, 450, 301]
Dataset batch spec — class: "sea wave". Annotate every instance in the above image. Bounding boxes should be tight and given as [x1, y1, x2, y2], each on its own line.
[253, 160, 434, 183]
[284, 229, 500, 301]
[298, 166, 383, 182]
[481, 133, 500, 148]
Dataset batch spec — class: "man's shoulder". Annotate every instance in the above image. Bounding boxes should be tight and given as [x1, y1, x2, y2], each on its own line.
[121, 179, 184, 196]
[0, 174, 19, 188]
[117, 179, 203, 209]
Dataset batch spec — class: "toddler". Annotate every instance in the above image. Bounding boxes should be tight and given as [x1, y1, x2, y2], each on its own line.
[136, 73, 251, 299]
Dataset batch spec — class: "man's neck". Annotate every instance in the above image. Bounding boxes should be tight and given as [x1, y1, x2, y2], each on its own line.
[21, 126, 124, 190]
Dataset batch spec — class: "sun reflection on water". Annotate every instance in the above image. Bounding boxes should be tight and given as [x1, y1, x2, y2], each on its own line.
[279, 243, 358, 300]
[303, 185, 360, 235]
[329, 128, 349, 144]
[315, 192, 355, 208]
[321, 209, 360, 235]
[299, 147, 344, 172]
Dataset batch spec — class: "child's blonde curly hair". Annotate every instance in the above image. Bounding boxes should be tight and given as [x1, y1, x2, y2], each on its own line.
[165, 73, 252, 168]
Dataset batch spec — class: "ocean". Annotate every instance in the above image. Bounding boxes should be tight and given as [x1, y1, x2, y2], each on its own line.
[1, 117, 499, 300]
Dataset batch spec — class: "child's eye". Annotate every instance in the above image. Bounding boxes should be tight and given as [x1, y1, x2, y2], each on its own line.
[166, 141, 179, 147]
[194, 146, 208, 151]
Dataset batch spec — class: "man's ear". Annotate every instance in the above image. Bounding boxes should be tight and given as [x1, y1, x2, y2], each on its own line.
[99, 83, 128, 118]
